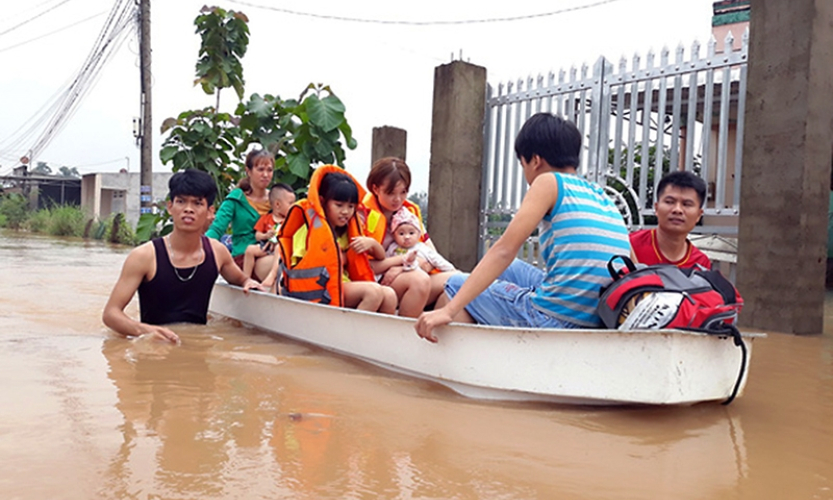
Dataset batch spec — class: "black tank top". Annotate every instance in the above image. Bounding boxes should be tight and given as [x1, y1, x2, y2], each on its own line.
[138, 236, 219, 325]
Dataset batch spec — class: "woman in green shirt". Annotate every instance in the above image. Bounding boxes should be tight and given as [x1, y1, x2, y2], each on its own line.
[206, 149, 274, 280]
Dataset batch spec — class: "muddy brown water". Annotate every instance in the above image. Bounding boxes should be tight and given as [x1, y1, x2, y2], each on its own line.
[1, 231, 832, 500]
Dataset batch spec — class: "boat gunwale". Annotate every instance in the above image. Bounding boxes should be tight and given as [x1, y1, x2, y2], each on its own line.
[215, 281, 765, 339]
[210, 281, 759, 405]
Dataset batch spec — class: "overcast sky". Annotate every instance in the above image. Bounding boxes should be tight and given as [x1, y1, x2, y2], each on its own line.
[0, 0, 718, 193]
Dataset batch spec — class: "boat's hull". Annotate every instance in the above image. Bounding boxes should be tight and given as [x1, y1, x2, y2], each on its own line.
[209, 282, 757, 405]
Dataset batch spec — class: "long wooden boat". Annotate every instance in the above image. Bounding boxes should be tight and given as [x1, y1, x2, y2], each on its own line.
[209, 281, 762, 406]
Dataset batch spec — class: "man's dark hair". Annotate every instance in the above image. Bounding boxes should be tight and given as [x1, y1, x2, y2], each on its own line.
[168, 169, 217, 206]
[514, 112, 582, 168]
[656, 171, 707, 207]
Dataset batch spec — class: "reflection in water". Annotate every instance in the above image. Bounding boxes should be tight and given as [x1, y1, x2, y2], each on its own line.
[1, 231, 833, 499]
[98, 330, 755, 499]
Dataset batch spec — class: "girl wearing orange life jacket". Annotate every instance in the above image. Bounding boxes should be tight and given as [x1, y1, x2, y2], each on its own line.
[276, 165, 397, 313]
[362, 157, 457, 317]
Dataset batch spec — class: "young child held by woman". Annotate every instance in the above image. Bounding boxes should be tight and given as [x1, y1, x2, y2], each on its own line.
[242, 183, 296, 280]
[386, 208, 456, 274]
[361, 157, 456, 317]
[273, 165, 397, 314]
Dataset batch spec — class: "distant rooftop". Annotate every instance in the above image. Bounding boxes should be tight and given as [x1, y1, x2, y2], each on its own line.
[712, 0, 750, 27]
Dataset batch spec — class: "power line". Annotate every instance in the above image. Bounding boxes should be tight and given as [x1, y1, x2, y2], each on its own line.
[72, 157, 130, 169]
[1, 0, 63, 28]
[0, 0, 73, 37]
[0, 0, 137, 165]
[226, 0, 624, 26]
[27, 1, 136, 158]
[0, 156, 128, 176]
[0, 77, 71, 150]
[0, 11, 107, 54]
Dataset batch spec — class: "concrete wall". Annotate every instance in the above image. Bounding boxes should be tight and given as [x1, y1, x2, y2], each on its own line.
[427, 61, 487, 272]
[81, 172, 172, 227]
[80, 175, 99, 220]
[736, 0, 833, 334]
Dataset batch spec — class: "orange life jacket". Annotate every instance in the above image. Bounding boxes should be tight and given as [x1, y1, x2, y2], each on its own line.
[278, 165, 375, 306]
[360, 193, 427, 245]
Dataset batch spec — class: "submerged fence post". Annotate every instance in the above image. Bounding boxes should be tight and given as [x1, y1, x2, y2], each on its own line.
[736, 0, 833, 334]
[428, 61, 487, 272]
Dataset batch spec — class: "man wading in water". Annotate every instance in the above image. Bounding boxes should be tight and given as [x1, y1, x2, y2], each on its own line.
[103, 169, 263, 343]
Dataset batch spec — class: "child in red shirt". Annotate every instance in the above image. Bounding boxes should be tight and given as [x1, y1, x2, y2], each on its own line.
[242, 183, 296, 280]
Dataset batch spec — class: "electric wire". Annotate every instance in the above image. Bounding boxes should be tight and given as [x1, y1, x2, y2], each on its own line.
[0, 0, 137, 166]
[28, 2, 136, 158]
[5, 0, 64, 19]
[226, 0, 624, 26]
[69, 157, 130, 169]
[0, 74, 73, 150]
[0, 16, 114, 151]
[0, 11, 107, 54]
[0, 0, 73, 37]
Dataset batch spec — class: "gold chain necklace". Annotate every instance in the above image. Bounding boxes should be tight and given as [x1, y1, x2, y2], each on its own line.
[165, 236, 202, 282]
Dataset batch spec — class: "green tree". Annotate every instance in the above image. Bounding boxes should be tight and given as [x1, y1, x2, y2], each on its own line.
[148, 6, 357, 243]
[407, 191, 428, 224]
[160, 109, 242, 202]
[32, 162, 51, 175]
[58, 166, 80, 178]
[235, 85, 356, 192]
[194, 6, 249, 111]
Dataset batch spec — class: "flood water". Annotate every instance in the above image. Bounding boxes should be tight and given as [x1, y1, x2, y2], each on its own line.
[1, 230, 833, 500]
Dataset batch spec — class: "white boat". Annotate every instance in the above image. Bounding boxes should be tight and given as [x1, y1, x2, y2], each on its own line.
[209, 281, 761, 406]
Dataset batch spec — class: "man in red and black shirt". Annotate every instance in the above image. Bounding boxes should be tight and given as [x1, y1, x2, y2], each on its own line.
[630, 171, 711, 269]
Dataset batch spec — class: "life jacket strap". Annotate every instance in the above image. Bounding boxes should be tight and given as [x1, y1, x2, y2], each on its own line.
[283, 265, 327, 279]
[280, 263, 332, 305]
[284, 289, 331, 304]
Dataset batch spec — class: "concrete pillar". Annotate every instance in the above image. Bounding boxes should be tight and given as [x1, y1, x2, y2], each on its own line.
[371, 126, 407, 163]
[736, 0, 833, 334]
[27, 181, 39, 211]
[427, 61, 487, 272]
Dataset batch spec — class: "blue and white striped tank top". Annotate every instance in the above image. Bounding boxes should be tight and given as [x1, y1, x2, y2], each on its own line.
[530, 172, 631, 327]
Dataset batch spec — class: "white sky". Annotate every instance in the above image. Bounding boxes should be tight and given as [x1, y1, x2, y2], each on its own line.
[0, 0, 718, 193]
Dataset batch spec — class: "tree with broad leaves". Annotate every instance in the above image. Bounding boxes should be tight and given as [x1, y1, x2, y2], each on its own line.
[194, 6, 249, 112]
[142, 6, 357, 243]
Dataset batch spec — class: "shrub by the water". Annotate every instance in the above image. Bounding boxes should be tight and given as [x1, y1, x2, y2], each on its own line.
[0, 195, 136, 245]
[0, 194, 29, 229]
[103, 213, 136, 245]
[48, 205, 86, 237]
[24, 205, 87, 238]
[26, 207, 51, 233]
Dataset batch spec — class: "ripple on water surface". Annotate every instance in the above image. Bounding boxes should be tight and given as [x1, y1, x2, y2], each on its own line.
[1, 231, 833, 499]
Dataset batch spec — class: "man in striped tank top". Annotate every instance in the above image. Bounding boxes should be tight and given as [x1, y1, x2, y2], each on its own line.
[415, 113, 631, 342]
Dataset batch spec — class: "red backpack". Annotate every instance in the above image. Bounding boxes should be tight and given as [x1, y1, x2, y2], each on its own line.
[598, 256, 746, 404]
[598, 256, 743, 332]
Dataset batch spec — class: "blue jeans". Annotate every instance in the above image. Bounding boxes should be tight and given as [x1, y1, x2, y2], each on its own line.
[444, 259, 580, 329]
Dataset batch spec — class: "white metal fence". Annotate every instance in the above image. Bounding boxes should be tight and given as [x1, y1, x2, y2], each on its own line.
[479, 31, 749, 261]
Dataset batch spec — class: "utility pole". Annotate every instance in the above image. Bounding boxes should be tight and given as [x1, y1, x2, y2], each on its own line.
[736, 0, 833, 334]
[139, 0, 153, 214]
